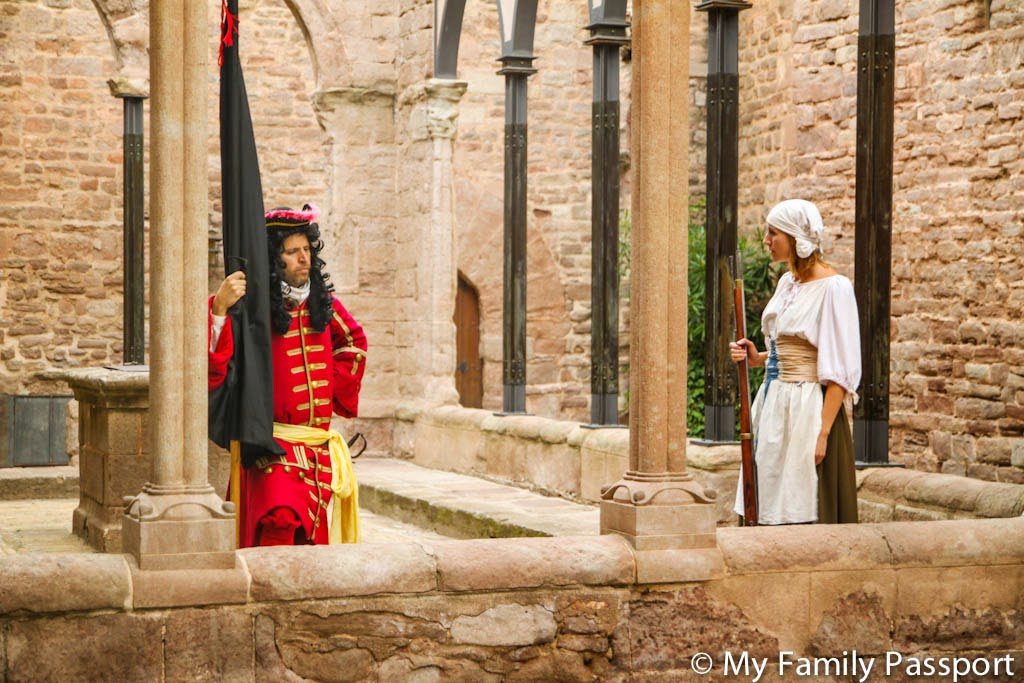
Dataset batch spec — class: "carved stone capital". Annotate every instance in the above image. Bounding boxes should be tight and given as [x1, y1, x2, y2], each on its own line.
[400, 78, 469, 141]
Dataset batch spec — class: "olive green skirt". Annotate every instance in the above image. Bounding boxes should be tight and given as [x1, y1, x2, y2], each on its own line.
[816, 402, 858, 524]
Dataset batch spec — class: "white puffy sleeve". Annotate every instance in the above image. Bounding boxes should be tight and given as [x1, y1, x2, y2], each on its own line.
[816, 276, 861, 399]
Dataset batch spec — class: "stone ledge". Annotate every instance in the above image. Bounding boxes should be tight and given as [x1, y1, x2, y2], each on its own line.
[53, 367, 150, 408]
[718, 523, 893, 574]
[0, 465, 79, 500]
[718, 517, 1024, 575]
[0, 554, 131, 615]
[429, 535, 635, 591]
[858, 466, 1024, 518]
[240, 543, 439, 602]
[880, 517, 1024, 567]
[480, 413, 579, 444]
[130, 557, 249, 609]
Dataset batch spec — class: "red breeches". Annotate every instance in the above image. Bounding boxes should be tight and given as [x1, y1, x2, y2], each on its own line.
[254, 507, 308, 546]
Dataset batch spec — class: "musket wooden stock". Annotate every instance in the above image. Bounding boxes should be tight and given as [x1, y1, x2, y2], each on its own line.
[733, 271, 759, 526]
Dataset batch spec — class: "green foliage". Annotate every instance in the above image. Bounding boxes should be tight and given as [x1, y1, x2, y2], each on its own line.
[684, 202, 778, 436]
[617, 202, 779, 436]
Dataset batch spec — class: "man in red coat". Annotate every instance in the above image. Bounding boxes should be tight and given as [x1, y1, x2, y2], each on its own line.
[209, 204, 367, 547]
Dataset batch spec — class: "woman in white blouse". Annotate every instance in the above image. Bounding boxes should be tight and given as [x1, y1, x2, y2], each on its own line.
[730, 199, 861, 524]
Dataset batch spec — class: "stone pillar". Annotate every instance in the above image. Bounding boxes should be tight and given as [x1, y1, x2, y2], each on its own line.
[121, 0, 235, 571]
[402, 78, 468, 406]
[599, 0, 722, 583]
[312, 86, 396, 429]
[60, 368, 149, 553]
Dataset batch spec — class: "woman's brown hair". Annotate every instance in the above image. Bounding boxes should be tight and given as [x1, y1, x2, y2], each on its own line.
[783, 233, 828, 282]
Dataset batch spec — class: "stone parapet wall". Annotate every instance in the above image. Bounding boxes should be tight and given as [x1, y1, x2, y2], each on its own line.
[397, 404, 1024, 526]
[2, 519, 1021, 680]
[395, 403, 741, 524]
[857, 466, 1024, 522]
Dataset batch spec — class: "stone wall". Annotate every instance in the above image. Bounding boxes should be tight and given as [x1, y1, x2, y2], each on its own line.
[1, 519, 1021, 681]
[395, 404, 1024, 525]
[0, 1, 124, 395]
[887, 1, 1024, 481]
[1, 0, 1022, 482]
[732, 0, 1024, 482]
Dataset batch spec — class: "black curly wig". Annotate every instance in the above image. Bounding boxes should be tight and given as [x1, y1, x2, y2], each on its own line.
[267, 216, 335, 335]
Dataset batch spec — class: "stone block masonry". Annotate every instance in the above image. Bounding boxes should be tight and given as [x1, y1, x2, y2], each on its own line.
[1, 519, 1022, 681]
[2, 0, 1022, 484]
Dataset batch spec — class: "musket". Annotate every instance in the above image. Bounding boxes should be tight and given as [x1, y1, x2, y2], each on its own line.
[730, 253, 758, 526]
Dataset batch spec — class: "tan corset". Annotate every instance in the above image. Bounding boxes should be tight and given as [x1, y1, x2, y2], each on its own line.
[776, 335, 818, 383]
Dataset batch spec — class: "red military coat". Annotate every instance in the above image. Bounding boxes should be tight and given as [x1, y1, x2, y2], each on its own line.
[209, 295, 367, 547]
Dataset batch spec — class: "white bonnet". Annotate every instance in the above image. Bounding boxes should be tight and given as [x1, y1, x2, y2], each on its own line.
[766, 199, 826, 259]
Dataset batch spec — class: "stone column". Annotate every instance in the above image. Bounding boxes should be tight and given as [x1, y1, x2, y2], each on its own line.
[121, 0, 235, 572]
[599, 0, 722, 583]
[402, 78, 468, 406]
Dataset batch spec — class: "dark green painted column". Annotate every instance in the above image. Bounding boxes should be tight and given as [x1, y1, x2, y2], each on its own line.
[853, 0, 896, 464]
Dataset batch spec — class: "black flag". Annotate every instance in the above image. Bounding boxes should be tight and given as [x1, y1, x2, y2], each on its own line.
[210, 0, 282, 462]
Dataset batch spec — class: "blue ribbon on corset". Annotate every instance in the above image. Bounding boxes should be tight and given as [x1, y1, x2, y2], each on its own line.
[764, 338, 780, 394]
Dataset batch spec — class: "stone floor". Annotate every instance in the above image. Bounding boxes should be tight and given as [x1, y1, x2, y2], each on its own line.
[0, 457, 600, 554]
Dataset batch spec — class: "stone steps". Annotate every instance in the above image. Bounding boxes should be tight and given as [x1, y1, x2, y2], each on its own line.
[354, 457, 600, 539]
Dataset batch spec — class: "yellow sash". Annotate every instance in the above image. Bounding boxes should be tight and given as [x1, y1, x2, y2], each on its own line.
[272, 422, 360, 544]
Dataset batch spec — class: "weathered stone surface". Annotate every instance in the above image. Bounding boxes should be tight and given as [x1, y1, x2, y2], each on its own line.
[717, 524, 892, 573]
[165, 608, 254, 683]
[450, 603, 557, 647]
[6, 613, 164, 683]
[254, 615, 307, 683]
[378, 654, 502, 682]
[881, 517, 1024, 567]
[899, 561, 1024, 618]
[617, 587, 780, 672]
[0, 553, 130, 614]
[706, 571, 814, 652]
[242, 542, 438, 601]
[556, 591, 623, 637]
[506, 647, 606, 682]
[432, 535, 634, 591]
[131, 561, 249, 609]
[894, 606, 1024, 652]
[808, 590, 892, 656]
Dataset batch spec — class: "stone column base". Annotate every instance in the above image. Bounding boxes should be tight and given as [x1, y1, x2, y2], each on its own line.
[122, 488, 236, 571]
[601, 476, 723, 583]
[72, 499, 124, 553]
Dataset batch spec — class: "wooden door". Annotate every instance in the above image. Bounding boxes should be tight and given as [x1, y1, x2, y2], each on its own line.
[454, 274, 483, 408]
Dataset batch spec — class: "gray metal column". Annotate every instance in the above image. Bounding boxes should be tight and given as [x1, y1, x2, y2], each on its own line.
[494, 0, 539, 415]
[696, 0, 750, 441]
[121, 95, 146, 365]
[853, 0, 895, 465]
[499, 56, 535, 414]
[586, 2, 630, 426]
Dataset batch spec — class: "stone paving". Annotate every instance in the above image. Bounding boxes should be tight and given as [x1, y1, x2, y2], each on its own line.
[0, 457, 600, 554]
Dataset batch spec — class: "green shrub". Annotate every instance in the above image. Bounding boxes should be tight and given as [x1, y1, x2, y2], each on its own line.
[685, 201, 778, 436]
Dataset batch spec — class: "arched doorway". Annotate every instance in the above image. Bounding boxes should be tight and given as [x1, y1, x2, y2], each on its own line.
[454, 272, 483, 408]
